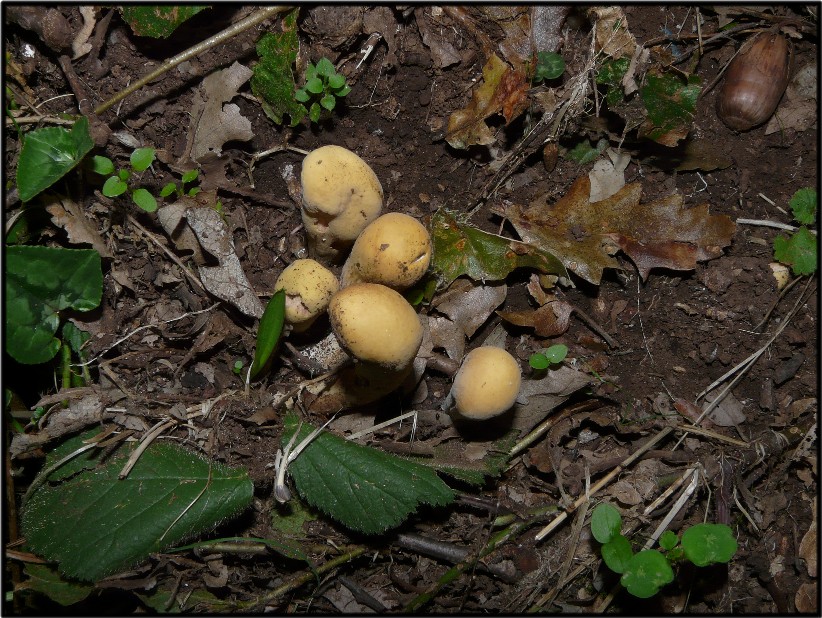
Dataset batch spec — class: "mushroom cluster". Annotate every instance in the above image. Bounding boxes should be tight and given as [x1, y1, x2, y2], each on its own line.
[273, 145, 522, 418]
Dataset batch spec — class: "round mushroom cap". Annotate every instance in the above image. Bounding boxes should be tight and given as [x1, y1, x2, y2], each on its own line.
[300, 145, 383, 258]
[275, 259, 340, 330]
[451, 346, 522, 420]
[341, 212, 432, 290]
[329, 283, 423, 371]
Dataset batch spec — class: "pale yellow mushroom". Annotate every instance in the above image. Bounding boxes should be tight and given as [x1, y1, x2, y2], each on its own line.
[450, 346, 522, 420]
[300, 145, 383, 262]
[274, 259, 339, 332]
[306, 283, 423, 412]
[340, 212, 432, 290]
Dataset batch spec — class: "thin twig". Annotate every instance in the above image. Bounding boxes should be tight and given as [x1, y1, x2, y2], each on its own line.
[737, 218, 817, 234]
[94, 7, 290, 115]
[119, 419, 176, 479]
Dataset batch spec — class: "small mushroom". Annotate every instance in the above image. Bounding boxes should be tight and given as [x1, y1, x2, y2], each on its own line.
[300, 145, 383, 262]
[450, 346, 522, 420]
[306, 283, 423, 412]
[274, 259, 339, 332]
[340, 212, 432, 290]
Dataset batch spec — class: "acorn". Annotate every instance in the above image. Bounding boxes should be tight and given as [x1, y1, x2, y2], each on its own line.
[716, 30, 792, 131]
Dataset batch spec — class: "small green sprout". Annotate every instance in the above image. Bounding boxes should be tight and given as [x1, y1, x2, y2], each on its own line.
[532, 51, 565, 83]
[591, 503, 738, 599]
[529, 343, 568, 371]
[773, 187, 817, 276]
[294, 57, 352, 123]
[160, 168, 201, 199]
[232, 359, 245, 375]
[92, 147, 159, 213]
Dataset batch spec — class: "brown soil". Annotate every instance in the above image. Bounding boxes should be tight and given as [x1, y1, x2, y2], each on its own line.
[4, 5, 818, 614]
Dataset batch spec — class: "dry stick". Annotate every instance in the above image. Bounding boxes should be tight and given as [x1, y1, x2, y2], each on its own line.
[118, 419, 176, 478]
[94, 6, 290, 116]
[754, 275, 805, 332]
[239, 545, 368, 611]
[534, 427, 674, 541]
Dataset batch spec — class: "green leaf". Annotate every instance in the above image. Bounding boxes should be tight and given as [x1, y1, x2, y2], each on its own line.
[314, 57, 335, 77]
[181, 169, 199, 184]
[431, 210, 567, 286]
[789, 187, 817, 225]
[596, 58, 631, 107]
[543, 343, 568, 364]
[250, 12, 306, 126]
[293, 88, 310, 103]
[681, 523, 737, 567]
[5, 246, 102, 365]
[602, 534, 634, 574]
[591, 503, 622, 543]
[132, 187, 158, 213]
[249, 289, 286, 380]
[129, 147, 155, 172]
[118, 168, 131, 181]
[21, 432, 253, 582]
[21, 564, 94, 606]
[320, 94, 336, 111]
[90, 155, 115, 176]
[327, 73, 346, 90]
[305, 77, 324, 94]
[659, 530, 679, 551]
[529, 353, 550, 370]
[563, 137, 608, 164]
[621, 550, 674, 598]
[120, 5, 208, 38]
[283, 413, 454, 534]
[102, 176, 127, 197]
[773, 227, 817, 276]
[160, 182, 177, 197]
[61, 322, 90, 356]
[309, 102, 322, 123]
[534, 51, 565, 81]
[17, 117, 93, 202]
[336, 84, 352, 97]
[639, 71, 701, 146]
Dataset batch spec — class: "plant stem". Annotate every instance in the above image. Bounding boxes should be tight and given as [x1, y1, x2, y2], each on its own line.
[94, 6, 290, 115]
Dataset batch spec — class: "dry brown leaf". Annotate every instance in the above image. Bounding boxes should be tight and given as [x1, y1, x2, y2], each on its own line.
[445, 53, 529, 149]
[45, 196, 112, 257]
[589, 7, 638, 59]
[497, 299, 573, 337]
[496, 175, 735, 283]
[798, 502, 817, 577]
[184, 203, 264, 318]
[430, 278, 507, 339]
[795, 582, 818, 614]
[186, 62, 254, 164]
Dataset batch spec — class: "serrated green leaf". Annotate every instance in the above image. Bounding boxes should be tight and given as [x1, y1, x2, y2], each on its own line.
[250, 12, 305, 126]
[91, 155, 115, 176]
[61, 321, 90, 356]
[17, 117, 93, 202]
[283, 413, 454, 534]
[250, 289, 285, 379]
[21, 433, 253, 582]
[21, 564, 94, 606]
[294, 88, 310, 103]
[132, 187, 158, 212]
[431, 210, 567, 286]
[130, 147, 155, 172]
[5, 246, 102, 365]
[774, 227, 817, 276]
[309, 102, 322, 123]
[120, 6, 208, 38]
[789, 187, 817, 225]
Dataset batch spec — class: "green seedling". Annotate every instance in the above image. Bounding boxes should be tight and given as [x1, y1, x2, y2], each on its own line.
[591, 503, 738, 599]
[529, 343, 568, 371]
[249, 289, 286, 380]
[773, 187, 817, 276]
[232, 359, 245, 375]
[532, 51, 565, 83]
[293, 57, 352, 123]
[92, 147, 158, 212]
[159, 168, 201, 199]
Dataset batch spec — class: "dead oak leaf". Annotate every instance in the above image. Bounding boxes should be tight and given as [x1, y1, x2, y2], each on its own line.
[445, 53, 529, 149]
[497, 298, 573, 337]
[495, 176, 735, 284]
